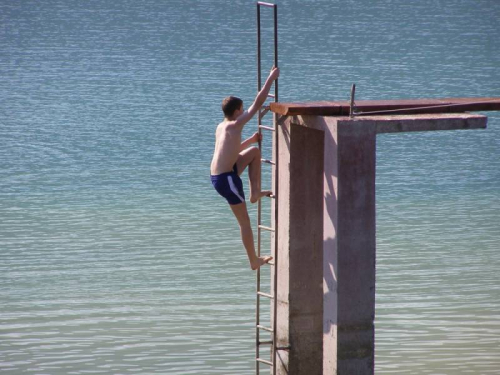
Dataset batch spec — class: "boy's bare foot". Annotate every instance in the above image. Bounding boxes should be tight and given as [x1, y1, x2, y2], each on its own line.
[251, 256, 273, 270]
[250, 190, 273, 203]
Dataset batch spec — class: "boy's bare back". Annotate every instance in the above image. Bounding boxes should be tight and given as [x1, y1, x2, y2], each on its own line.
[210, 121, 242, 175]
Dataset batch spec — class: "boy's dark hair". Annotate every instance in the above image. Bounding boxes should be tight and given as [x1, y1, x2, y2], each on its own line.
[222, 96, 243, 118]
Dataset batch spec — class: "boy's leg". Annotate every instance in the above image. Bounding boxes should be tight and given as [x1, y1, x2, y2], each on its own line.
[236, 146, 272, 203]
[230, 202, 272, 270]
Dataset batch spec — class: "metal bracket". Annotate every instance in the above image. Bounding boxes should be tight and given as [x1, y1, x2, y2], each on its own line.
[259, 106, 271, 121]
[349, 83, 356, 118]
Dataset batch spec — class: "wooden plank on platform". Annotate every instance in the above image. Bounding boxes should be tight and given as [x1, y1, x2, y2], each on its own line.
[270, 97, 500, 117]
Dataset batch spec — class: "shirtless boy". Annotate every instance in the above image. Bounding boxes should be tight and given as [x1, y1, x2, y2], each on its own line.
[210, 67, 280, 271]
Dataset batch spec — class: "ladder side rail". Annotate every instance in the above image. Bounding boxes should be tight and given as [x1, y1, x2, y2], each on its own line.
[256, 4, 262, 374]
[256, 3, 278, 374]
[271, 5, 278, 374]
[273, 5, 278, 101]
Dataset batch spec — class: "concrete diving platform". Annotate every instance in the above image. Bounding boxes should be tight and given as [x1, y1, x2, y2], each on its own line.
[267, 98, 498, 374]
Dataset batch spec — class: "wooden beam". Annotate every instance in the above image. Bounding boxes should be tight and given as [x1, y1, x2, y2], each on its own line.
[371, 113, 487, 134]
[270, 97, 500, 117]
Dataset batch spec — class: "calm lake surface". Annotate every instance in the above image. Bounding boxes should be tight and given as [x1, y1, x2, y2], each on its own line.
[1, 0, 499, 374]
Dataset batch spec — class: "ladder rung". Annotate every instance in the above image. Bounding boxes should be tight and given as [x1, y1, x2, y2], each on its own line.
[257, 291, 274, 299]
[258, 225, 275, 232]
[256, 357, 274, 366]
[258, 125, 275, 132]
[257, 324, 274, 333]
[258, 340, 273, 346]
[276, 345, 291, 351]
[257, 1, 276, 8]
[268, 93, 275, 98]
[261, 158, 275, 165]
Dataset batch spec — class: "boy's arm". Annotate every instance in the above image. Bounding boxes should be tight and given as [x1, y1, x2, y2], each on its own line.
[232, 67, 280, 130]
[240, 132, 261, 151]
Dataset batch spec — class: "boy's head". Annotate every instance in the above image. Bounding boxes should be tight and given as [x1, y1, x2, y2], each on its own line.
[222, 96, 243, 119]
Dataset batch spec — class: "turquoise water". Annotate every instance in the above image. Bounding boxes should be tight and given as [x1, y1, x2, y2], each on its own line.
[1, 0, 499, 373]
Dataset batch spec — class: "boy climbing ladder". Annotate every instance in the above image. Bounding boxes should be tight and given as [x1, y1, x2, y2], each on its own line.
[210, 66, 280, 270]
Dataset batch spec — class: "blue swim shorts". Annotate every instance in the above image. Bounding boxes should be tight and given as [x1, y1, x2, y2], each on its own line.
[211, 164, 245, 205]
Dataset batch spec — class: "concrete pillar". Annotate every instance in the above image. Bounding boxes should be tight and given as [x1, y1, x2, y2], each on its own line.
[333, 121, 376, 374]
[274, 121, 324, 375]
[273, 115, 375, 374]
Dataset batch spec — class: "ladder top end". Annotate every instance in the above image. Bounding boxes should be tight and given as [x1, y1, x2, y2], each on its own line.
[257, 1, 276, 8]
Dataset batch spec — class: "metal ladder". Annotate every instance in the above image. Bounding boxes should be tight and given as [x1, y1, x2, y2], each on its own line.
[255, 2, 280, 374]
